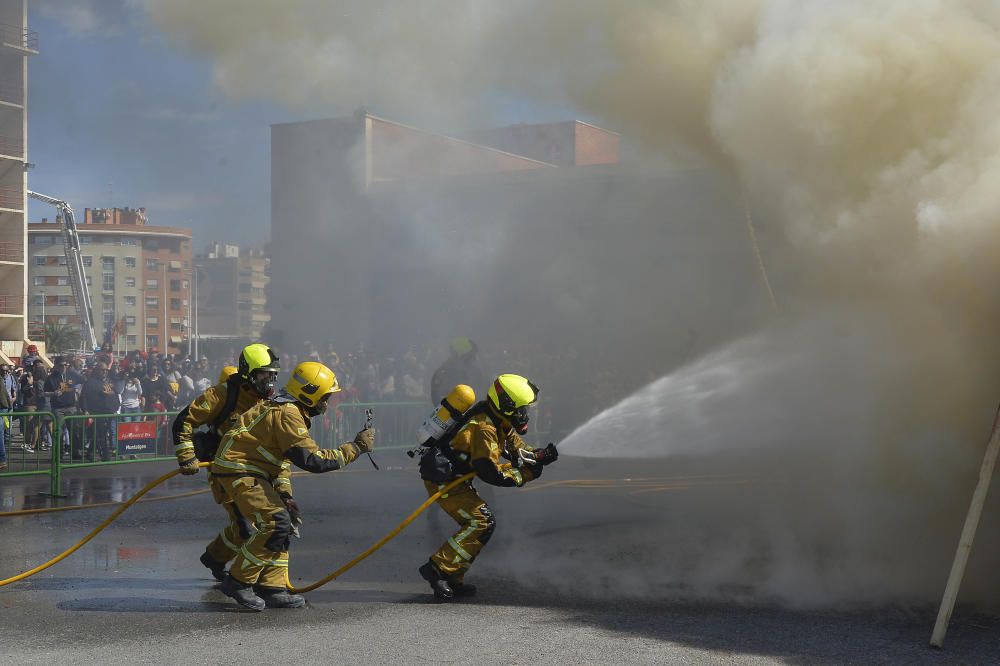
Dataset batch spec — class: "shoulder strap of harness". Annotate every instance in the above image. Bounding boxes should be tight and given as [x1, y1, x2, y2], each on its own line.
[210, 374, 244, 431]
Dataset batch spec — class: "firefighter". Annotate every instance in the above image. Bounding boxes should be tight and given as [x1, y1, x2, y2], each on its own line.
[213, 360, 375, 611]
[430, 336, 486, 404]
[418, 373, 559, 600]
[171, 344, 280, 581]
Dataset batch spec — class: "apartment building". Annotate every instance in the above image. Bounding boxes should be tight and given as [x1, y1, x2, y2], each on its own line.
[195, 243, 270, 341]
[28, 207, 193, 353]
[0, 0, 36, 360]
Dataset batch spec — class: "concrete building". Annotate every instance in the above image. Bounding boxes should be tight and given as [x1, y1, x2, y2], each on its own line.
[28, 208, 193, 353]
[0, 0, 36, 361]
[270, 111, 761, 353]
[195, 242, 270, 342]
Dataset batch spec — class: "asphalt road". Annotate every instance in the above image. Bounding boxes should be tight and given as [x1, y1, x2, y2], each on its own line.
[1, 453, 998, 665]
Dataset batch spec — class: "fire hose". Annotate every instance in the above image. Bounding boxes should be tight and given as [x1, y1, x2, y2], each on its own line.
[0, 462, 475, 591]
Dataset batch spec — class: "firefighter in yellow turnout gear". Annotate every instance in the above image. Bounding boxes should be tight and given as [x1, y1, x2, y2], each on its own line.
[213, 361, 375, 611]
[171, 344, 280, 582]
[419, 374, 559, 600]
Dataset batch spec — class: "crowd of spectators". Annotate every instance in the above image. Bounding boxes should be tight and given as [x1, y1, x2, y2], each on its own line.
[0, 335, 643, 470]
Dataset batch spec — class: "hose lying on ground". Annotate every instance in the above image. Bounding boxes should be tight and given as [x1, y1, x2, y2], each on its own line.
[0, 462, 474, 591]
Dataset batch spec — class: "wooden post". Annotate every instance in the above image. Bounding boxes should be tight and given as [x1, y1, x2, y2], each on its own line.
[930, 404, 1000, 648]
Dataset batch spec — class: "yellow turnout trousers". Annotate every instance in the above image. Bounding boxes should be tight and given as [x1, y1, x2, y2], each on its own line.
[211, 474, 292, 588]
[425, 479, 496, 582]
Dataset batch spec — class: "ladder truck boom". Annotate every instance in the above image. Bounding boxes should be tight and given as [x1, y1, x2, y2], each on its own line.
[27, 190, 99, 352]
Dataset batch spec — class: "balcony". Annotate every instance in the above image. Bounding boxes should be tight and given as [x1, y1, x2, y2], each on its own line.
[0, 136, 22, 160]
[0, 240, 22, 262]
[0, 24, 38, 53]
[0, 82, 22, 108]
[0, 185, 23, 210]
[0, 294, 23, 315]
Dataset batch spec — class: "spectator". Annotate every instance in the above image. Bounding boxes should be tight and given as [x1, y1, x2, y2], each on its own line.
[118, 371, 144, 422]
[80, 362, 120, 462]
[45, 357, 83, 460]
[141, 365, 169, 411]
[30, 359, 51, 452]
[0, 364, 15, 454]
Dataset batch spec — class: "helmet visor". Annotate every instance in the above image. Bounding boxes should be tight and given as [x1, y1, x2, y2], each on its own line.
[509, 405, 530, 435]
[251, 369, 278, 398]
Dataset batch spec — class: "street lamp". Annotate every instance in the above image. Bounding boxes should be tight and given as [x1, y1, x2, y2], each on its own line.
[40, 290, 45, 326]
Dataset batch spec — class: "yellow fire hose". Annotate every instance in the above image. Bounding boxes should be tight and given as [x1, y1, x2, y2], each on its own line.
[0, 462, 475, 591]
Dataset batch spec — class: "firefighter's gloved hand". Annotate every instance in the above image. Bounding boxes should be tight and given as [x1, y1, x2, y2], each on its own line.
[178, 458, 200, 475]
[354, 427, 375, 453]
[534, 443, 559, 466]
[281, 495, 302, 527]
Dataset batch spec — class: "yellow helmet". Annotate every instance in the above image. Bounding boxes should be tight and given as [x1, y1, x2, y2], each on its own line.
[238, 343, 280, 379]
[239, 343, 281, 397]
[285, 361, 340, 408]
[451, 336, 475, 356]
[487, 374, 539, 435]
[218, 365, 238, 384]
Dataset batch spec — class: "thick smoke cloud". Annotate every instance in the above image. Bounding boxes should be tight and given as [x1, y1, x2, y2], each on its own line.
[138, 0, 1000, 607]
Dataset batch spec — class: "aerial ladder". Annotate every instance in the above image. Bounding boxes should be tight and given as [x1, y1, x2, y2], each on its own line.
[27, 191, 99, 352]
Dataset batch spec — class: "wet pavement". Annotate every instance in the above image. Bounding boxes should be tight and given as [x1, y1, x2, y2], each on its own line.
[2, 453, 999, 664]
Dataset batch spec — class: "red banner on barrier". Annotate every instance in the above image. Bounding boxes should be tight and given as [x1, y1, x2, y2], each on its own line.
[117, 421, 157, 455]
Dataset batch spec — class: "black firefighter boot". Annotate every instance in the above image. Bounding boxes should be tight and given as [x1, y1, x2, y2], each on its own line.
[419, 560, 454, 601]
[220, 574, 266, 612]
[199, 551, 227, 582]
[254, 586, 306, 609]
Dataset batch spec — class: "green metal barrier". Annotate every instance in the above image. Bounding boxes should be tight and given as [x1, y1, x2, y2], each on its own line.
[329, 401, 428, 451]
[54, 411, 180, 496]
[0, 410, 57, 479]
[6, 400, 545, 497]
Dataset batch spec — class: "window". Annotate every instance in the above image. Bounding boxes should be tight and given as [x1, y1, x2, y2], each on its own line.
[146, 335, 158, 348]
[170, 280, 181, 292]
[125, 257, 137, 269]
[102, 257, 115, 271]
[102, 274, 114, 291]
[57, 316, 69, 325]
[33, 256, 45, 266]
[102, 299, 114, 312]
[58, 256, 67, 266]
[120, 238, 137, 246]
[78, 236, 91, 245]
[36, 235, 53, 246]
[126, 335, 137, 346]
[171, 322, 184, 332]
[146, 279, 158, 289]
[146, 258, 158, 270]
[147, 316, 159, 328]
[125, 277, 136, 288]
[145, 297, 158, 308]
[57, 277, 68, 286]
[103, 312, 114, 327]
[31, 295, 42, 306]
[83, 256, 92, 267]
[124, 296, 136, 307]
[125, 315, 136, 325]
[57, 296, 70, 306]
[32, 276, 45, 286]
[170, 298, 182, 311]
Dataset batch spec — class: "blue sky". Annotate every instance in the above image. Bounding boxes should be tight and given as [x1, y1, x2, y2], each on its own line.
[26, 2, 582, 252]
[28, 2, 294, 248]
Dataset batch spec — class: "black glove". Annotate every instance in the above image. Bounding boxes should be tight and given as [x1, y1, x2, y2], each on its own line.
[280, 493, 301, 523]
[534, 443, 559, 466]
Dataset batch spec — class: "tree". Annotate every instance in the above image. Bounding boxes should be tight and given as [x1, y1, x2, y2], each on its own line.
[44, 322, 82, 353]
